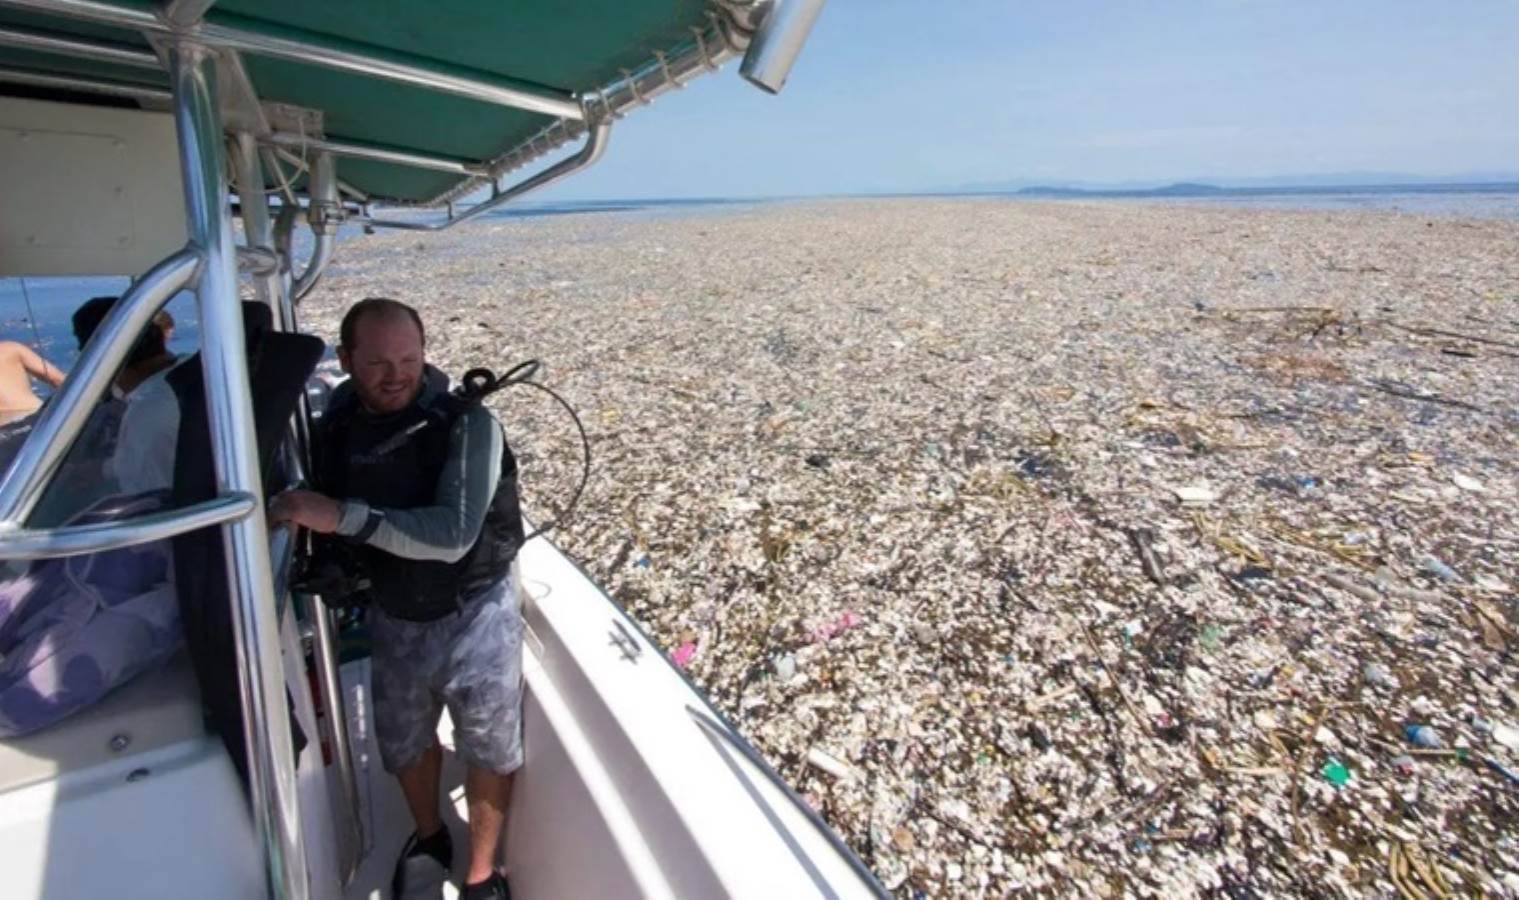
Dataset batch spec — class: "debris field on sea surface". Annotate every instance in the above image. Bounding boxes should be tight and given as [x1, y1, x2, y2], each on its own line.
[307, 198, 1519, 897]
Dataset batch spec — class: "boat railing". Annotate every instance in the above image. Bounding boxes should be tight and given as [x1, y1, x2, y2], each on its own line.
[0, 249, 199, 526]
[0, 494, 258, 560]
[0, 41, 328, 900]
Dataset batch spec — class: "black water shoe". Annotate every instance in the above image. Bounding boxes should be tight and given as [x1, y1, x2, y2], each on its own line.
[391, 826, 453, 899]
[460, 871, 511, 900]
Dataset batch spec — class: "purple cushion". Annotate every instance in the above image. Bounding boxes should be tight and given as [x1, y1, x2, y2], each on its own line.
[0, 492, 182, 737]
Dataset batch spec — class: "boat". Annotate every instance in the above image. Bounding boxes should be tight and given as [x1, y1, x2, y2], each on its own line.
[0, 1, 886, 896]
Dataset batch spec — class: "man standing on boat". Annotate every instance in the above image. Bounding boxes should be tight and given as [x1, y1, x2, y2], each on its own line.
[271, 297, 526, 900]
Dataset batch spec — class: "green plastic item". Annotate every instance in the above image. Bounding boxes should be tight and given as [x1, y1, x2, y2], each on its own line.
[1321, 757, 1351, 787]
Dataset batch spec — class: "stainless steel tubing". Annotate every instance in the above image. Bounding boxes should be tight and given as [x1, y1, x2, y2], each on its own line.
[233, 133, 281, 313]
[304, 590, 364, 884]
[291, 151, 338, 301]
[249, 141, 361, 884]
[0, 493, 256, 561]
[290, 231, 332, 302]
[169, 41, 309, 900]
[739, 0, 828, 94]
[0, 249, 198, 528]
[237, 246, 281, 277]
[0, 0, 157, 30]
[0, 65, 170, 104]
[364, 120, 611, 231]
[0, 24, 160, 69]
[0, 0, 583, 120]
[267, 522, 295, 609]
[198, 21, 581, 121]
[262, 132, 479, 176]
[158, 0, 217, 29]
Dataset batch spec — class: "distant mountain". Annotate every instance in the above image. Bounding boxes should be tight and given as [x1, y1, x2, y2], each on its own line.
[957, 171, 1519, 195]
[1015, 181, 1231, 197]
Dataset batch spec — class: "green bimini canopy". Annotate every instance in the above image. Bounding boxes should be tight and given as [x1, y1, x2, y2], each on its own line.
[0, 0, 816, 218]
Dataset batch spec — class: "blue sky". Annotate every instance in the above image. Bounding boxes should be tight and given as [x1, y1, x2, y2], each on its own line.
[544, 0, 1519, 199]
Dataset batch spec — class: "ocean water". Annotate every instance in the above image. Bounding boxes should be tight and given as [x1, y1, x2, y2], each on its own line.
[0, 277, 201, 380]
[1140, 187, 1519, 220]
[6, 186, 1515, 381]
[499, 187, 1519, 222]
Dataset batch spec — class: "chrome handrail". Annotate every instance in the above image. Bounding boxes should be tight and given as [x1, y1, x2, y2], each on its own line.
[0, 24, 159, 69]
[262, 132, 482, 177]
[360, 120, 612, 232]
[0, 66, 171, 105]
[0, 249, 199, 529]
[170, 41, 309, 900]
[237, 130, 365, 886]
[0, 2, 583, 120]
[268, 521, 296, 606]
[290, 151, 338, 302]
[0, 493, 256, 561]
[303, 590, 364, 884]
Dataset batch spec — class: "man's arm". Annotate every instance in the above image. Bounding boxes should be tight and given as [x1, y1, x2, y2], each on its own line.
[17, 344, 65, 389]
[334, 405, 504, 562]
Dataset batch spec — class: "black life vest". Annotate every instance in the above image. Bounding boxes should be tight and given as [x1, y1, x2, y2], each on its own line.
[315, 375, 525, 622]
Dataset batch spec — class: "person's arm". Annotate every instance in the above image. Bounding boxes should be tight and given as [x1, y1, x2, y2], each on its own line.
[17, 344, 65, 389]
[339, 405, 504, 561]
[274, 405, 505, 561]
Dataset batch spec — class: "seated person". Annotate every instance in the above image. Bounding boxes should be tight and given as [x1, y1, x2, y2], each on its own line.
[154, 309, 176, 346]
[18, 299, 179, 525]
[98, 304, 188, 496]
[0, 340, 64, 426]
[71, 296, 180, 398]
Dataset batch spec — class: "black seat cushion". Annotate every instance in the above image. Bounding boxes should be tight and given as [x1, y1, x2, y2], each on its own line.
[169, 301, 325, 790]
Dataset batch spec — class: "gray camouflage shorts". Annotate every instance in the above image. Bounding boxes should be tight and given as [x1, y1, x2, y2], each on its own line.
[370, 570, 524, 775]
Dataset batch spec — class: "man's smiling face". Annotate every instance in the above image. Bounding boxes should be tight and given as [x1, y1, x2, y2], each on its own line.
[339, 308, 426, 414]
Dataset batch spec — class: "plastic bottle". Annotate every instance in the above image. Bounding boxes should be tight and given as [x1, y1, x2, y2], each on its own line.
[1405, 724, 1443, 749]
[1362, 662, 1398, 689]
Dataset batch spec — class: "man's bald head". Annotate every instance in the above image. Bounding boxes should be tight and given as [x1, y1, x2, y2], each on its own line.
[339, 297, 426, 353]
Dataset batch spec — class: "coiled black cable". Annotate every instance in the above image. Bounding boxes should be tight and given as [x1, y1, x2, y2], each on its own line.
[455, 361, 590, 541]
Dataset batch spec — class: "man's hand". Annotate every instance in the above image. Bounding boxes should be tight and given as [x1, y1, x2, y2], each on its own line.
[269, 489, 343, 534]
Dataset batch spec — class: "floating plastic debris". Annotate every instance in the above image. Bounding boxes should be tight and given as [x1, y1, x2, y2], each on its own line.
[1451, 472, 1486, 493]
[304, 199, 1519, 897]
[1405, 724, 1443, 749]
[1321, 758, 1352, 787]
[1173, 485, 1217, 506]
[805, 747, 859, 782]
[810, 610, 862, 643]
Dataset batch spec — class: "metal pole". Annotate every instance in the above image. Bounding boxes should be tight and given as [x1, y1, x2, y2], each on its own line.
[303, 590, 364, 883]
[232, 133, 278, 315]
[262, 132, 479, 176]
[291, 151, 338, 301]
[0, 250, 198, 528]
[0, 66, 171, 104]
[0, 24, 160, 68]
[168, 40, 309, 900]
[739, 0, 828, 94]
[364, 120, 612, 232]
[236, 132, 364, 885]
[0, 493, 255, 560]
